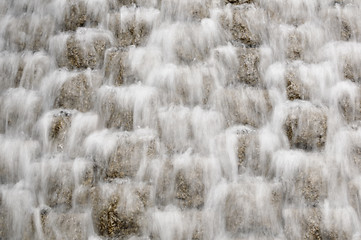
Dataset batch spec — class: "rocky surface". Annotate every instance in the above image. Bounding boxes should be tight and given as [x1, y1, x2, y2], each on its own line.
[1, 0, 361, 239]
[284, 104, 328, 151]
[54, 73, 94, 112]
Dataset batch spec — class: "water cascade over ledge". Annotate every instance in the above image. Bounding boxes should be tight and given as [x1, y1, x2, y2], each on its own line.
[1, 0, 361, 239]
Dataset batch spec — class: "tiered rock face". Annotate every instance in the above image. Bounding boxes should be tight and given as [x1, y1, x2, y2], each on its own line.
[1, 0, 361, 239]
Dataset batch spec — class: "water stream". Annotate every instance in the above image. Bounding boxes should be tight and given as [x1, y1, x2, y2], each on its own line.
[1, 0, 361, 239]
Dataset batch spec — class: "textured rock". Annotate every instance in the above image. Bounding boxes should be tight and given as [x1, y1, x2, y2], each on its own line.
[283, 208, 322, 240]
[41, 211, 91, 240]
[104, 48, 129, 86]
[284, 104, 327, 150]
[221, 6, 261, 46]
[108, 9, 156, 47]
[0, 88, 42, 135]
[66, 35, 95, 69]
[98, 90, 134, 130]
[63, 1, 87, 31]
[92, 131, 159, 181]
[286, 31, 304, 60]
[340, 19, 353, 41]
[237, 128, 259, 172]
[225, 181, 282, 236]
[343, 58, 361, 83]
[1, 13, 55, 51]
[225, 0, 254, 4]
[2, 14, 55, 51]
[175, 166, 204, 209]
[214, 88, 272, 128]
[237, 47, 260, 86]
[42, 160, 94, 209]
[91, 184, 146, 238]
[105, 142, 140, 180]
[59, 31, 112, 70]
[45, 166, 74, 209]
[285, 69, 309, 101]
[295, 168, 327, 207]
[337, 89, 361, 123]
[49, 111, 72, 151]
[54, 73, 94, 112]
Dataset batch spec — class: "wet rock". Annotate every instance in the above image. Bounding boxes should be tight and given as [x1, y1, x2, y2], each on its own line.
[97, 85, 159, 131]
[63, 1, 87, 31]
[49, 111, 72, 151]
[0, 53, 23, 91]
[54, 73, 94, 112]
[236, 128, 259, 172]
[286, 31, 304, 60]
[45, 166, 74, 209]
[284, 104, 328, 150]
[155, 160, 174, 206]
[341, 19, 352, 41]
[319, 207, 356, 240]
[296, 169, 327, 207]
[237, 47, 260, 86]
[0, 190, 37, 240]
[3, 15, 30, 51]
[351, 145, 361, 171]
[221, 6, 261, 46]
[4, 14, 55, 51]
[0, 138, 40, 184]
[285, 69, 309, 101]
[105, 140, 140, 180]
[59, 30, 112, 70]
[343, 58, 361, 83]
[0, 205, 7, 239]
[41, 211, 91, 240]
[91, 130, 159, 181]
[337, 89, 361, 123]
[283, 208, 322, 240]
[214, 88, 272, 128]
[0, 51, 51, 91]
[28, 15, 55, 51]
[160, 0, 210, 21]
[2, 14, 55, 52]
[98, 90, 134, 130]
[348, 178, 361, 215]
[225, 181, 282, 236]
[104, 48, 129, 85]
[108, 8, 157, 47]
[91, 184, 146, 238]
[66, 35, 95, 69]
[225, 0, 254, 4]
[19, 52, 52, 89]
[111, 0, 137, 8]
[0, 88, 42, 135]
[175, 166, 204, 209]
[44, 160, 94, 209]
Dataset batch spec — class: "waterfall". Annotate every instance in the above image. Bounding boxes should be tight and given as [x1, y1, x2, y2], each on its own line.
[1, 0, 361, 239]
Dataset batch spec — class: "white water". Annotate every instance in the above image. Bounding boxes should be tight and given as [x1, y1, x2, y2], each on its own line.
[1, 0, 361, 239]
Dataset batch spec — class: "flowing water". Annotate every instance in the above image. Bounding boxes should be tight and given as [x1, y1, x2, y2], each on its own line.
[1, 0, 361, 239]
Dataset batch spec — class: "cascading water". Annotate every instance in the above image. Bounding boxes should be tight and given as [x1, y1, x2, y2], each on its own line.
[1, 0, 361, 239]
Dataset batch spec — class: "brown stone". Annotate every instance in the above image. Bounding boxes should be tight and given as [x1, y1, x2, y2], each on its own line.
[175, 167, 204, 208]
[237, 47, 260, 86]
[285, 69, 309, 101]
[54, 73, 93, 112]
[224, 6, 261, 46]
[284, 105, 327, 150]
[63, 1, 87, 31]
[91, 184, 146, 238]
